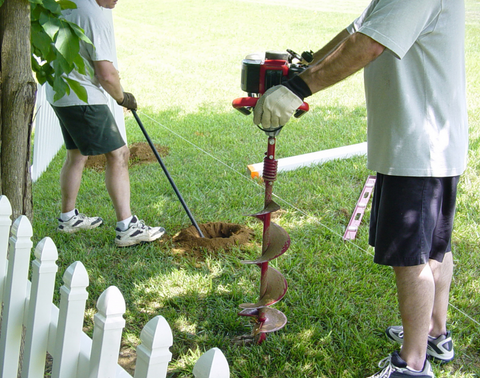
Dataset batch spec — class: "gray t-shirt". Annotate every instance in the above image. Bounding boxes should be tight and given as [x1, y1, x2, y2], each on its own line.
[348, 0, 468, 177]
[47, 0, 115, 106]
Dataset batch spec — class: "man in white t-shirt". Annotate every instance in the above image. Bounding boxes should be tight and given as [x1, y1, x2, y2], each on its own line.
[254, 0, 468, 377]
[47, 0, 165, 247]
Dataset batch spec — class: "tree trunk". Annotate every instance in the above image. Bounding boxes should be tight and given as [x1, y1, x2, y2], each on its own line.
[0, 0, 36, 221]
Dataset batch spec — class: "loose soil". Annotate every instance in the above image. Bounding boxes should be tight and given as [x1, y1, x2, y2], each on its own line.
[84, 142, 170, 171]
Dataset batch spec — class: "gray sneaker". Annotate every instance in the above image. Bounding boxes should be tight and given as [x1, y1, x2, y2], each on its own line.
[115, 216, 165, 247]
[368, 351, 434, 378]
[386, 326, 454, 363]
[58, 209, 103, 233]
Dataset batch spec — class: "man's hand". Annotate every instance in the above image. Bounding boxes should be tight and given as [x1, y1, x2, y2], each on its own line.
[117, 92, 137, 110]
[253, 85, 303, 130]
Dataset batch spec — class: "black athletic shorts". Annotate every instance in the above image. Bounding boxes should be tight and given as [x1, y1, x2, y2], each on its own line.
[369, 173, 459, 267]
[52, 104, 125, 156]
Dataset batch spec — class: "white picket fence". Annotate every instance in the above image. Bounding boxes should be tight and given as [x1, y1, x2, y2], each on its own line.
[0, 196, 230, 378]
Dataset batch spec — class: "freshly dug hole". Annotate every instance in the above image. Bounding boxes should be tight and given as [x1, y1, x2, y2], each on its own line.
[172, 222, 254, 252]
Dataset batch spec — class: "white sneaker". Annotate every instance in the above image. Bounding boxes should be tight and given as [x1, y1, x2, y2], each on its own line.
[57, 209, 103, 233]
[368, 351, 434, 378]
[386, 326, 454, 362]
[115, 216, 165, 247]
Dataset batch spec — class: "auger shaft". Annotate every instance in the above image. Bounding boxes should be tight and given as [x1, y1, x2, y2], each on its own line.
[238, 135, 289, 344]
[259, 136, 278, 298]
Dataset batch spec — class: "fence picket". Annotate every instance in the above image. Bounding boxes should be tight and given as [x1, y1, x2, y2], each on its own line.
[0, 196, 12, 305]
[134, 316, 173, 378]
[193, 348, 230, 378]
[51, 261, 89, 378]
[21, 237, 59, 378]
[0, 216, 33, 378]
[89, 286, 127, 378]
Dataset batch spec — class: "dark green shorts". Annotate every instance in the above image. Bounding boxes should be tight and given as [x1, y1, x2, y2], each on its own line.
[52, 104, 126, 156]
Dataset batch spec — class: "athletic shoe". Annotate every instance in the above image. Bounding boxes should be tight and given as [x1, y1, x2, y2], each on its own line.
[386, 326, 454, 363]
[115, 216, 165, 247]
[368, 351, 434, 378]
[57, 209, 103, 233]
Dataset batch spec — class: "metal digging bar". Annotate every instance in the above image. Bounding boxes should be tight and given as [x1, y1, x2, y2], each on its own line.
[238, 135, 290, 344]
[131, 110, 204, 238]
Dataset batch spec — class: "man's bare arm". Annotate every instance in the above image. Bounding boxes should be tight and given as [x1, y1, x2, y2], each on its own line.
[308, 28, 351, 66]
[300, 32, 385, 94]
[93, 60, 124, 103]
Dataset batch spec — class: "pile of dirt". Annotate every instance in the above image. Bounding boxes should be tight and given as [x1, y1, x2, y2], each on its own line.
[85, 142, 170, 171]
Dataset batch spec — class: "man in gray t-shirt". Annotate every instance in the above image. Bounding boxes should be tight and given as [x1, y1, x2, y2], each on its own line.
[254, 0, 467, 376]
[47, 0, 166, 247]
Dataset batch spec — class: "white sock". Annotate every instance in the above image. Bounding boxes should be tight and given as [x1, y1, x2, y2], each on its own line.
[117, 216, 133, 231]
[60, 209, 76, 221]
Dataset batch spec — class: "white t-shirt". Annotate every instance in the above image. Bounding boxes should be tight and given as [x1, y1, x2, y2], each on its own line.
[46, 0, 115, 106]
[347, 0, 468, 177]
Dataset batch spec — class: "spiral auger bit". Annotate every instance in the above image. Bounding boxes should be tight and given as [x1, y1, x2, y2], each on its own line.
[232, 49, 311, 344]
[237, 135, 290, 344]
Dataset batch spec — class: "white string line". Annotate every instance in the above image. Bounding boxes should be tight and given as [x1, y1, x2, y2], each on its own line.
[449, 304, 480, 327]
[136, 110, 479, 328]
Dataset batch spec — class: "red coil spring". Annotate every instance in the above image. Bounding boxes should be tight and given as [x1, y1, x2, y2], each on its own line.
[262, 156, 278, 181]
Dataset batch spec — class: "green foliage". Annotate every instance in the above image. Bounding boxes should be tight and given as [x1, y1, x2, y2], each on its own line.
[30, 0, 92, 102]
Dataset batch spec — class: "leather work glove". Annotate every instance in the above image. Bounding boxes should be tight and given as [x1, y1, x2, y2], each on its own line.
[117, 92, 137, 110]
[253, 85, 303, 132]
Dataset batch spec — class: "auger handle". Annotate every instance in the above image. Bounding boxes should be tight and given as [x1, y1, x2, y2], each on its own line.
[232, 97, 309, 117]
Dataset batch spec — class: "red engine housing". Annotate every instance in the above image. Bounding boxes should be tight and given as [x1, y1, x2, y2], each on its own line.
[232, 51, 309, 117]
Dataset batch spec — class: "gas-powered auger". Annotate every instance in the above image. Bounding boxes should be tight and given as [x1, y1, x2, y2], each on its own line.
[232, 50, 312, 344]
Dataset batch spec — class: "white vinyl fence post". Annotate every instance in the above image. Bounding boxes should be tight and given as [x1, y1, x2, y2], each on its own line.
[0, 195, 12, 304]
[89, 286, 126, 378]
[51, 261, 89, 378]
[134, 316, 173, 378]
[193, 348, 230, 378]
[0, 216, 33, 377]
[21, 237, 59, 378]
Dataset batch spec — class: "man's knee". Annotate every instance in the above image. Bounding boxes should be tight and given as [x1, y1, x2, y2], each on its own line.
[105, 145, 130, 165]
[65, 149, 88, 166]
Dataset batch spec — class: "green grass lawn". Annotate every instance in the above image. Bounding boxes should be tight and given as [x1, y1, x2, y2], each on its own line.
[32, 0, 480, 377]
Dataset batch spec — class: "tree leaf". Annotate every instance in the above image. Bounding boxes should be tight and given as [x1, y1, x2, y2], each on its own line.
[57, 0, 77, 10]
[65, 77, 88, 103]
[68, 21, 93, 45]
[39, 11, 61, 40]
[55, 22, 79, 63]
[54, 50, 73, 76]
[53, 74, 70, 102]
[41, 0, 62, 14]
[73, 53, 87, 75]
[31, 22, 53, 55]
